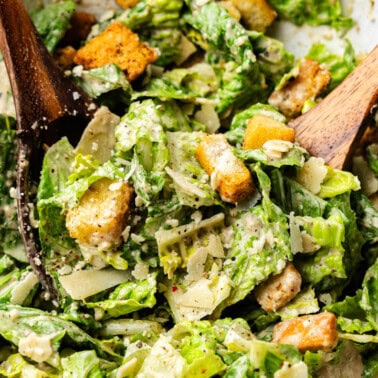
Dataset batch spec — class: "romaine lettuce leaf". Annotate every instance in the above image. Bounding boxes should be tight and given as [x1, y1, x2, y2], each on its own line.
[276, 286, 319, 320]
[0, 353, 58, 377]
[222, 166, 292, 308]
[0, 266, 39, 306]
[268, 0, 353, 29]
[307, 41, 356, 91]
[166, 131, 220, 208]
[360, 257, 378, 331]
[366, 143, 378, 175]
[72, 64, 132, 113]
[133, 63, 218, 104]
[296, 192, 364, 296]
[140, 28, 183, 66]
[119, 0, 184, 29]
[249, 31, 295, 86]
[319, 166, 361, 198]
[326, 291, 374, 334]
[115, 99, 171, 204]
[0, 116, 24, 259]
[271, 172, 327, 217]
[85, 273, 157, 319]
[0, 304, 122, 367]
[184, 1, 264, 114]
[61, 350, 116, 377]
[352, 191, 378, 245]
[363, 350, 378, 378]
[37, 138, 80, 278]
[30, 0, 76, 53]
[61, 350, 101, 377]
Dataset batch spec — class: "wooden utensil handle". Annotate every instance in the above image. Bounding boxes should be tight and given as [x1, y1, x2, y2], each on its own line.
[290, 45, 378, 169]
[0, 0, 92, 130]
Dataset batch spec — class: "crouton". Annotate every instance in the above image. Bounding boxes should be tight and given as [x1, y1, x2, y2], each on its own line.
[242, 114, 295, 150]
[272, 312, 338, 352]
[196, 134, 255, 204]
[218, 1, 241, 21]
[54, 46, 77, 70]
[74, 22, 158, 82]
[230, 0, 276, 32]
[61, 11, 96, 47]
[269, 58, 331, 119]
[255, 263, 302, 312]
[66, 178, 133, 249]
[116, 0, 140, 8]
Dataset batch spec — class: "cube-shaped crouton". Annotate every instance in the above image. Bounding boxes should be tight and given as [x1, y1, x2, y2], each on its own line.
[272, 312, 338, 352]
[196, 134, 255, 204]
[54, 46, 77, 70]
[66, 178, 133, 249]
[116, 0, 140, 8]
[269, 58, 331, 118]
[74, 22, 158, 82]
[255, 262, 302, 312]
[231, 0, 276, 32]
[242, 114, 295, 150]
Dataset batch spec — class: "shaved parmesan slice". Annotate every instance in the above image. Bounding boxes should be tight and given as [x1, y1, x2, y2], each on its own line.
[59, 268, 130, 300]
[296, 157, 327, 194]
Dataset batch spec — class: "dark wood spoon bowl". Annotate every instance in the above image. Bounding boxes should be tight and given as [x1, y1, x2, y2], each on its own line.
[0, 0, 96, 298]
[289, 45, 378, 170]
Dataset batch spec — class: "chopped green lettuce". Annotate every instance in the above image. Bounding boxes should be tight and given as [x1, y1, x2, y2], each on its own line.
[61, 350, 116, 377]
[133, 63, 218, 104]
[72, 64, 132, 113]
[0, 116, 24, 259]
[360, 258, 378, 331]
[268, 0, 353, 29]
[277, 286, 319, 320]
[115, 99, 171, 204]
[249, 31, 295, 86]
[185, 1, 264, 114]
[307, 41, 356, 91]
[222, 166, 292, 307]
[319, 166, 361, 198]
[119, 0, 184, 29]
[0, 353, 58, 377]
[0, 304, 122, 367]
[30, 0, 76, 53]
[85, 273, 157, 319]
[326, 291, 374, 334]
[166, 131, 220, 208]
[37, 138, 80, 280]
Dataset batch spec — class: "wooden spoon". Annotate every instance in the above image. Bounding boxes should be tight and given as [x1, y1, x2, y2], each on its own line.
[0, 0, 96, 298]
[289, 45, 378, 170]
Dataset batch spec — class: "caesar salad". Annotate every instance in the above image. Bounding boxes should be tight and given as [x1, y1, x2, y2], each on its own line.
[0, 0, 378, 377]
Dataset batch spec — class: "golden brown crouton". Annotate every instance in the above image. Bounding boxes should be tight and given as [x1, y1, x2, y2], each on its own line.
[255, 262, 302, 312]
[269, 58, 331, 119]
[61, 12, 97, 47]
[54, 46, 77, 70]
[116, 0, 140, 8]
[66, 178, 133, 249]
[230, 0, 276, 32]
[74, 22, 158, 82]
[196, 134, 255, 204]
[272, 312, 338, 352]
[242, 114, 295, 150]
